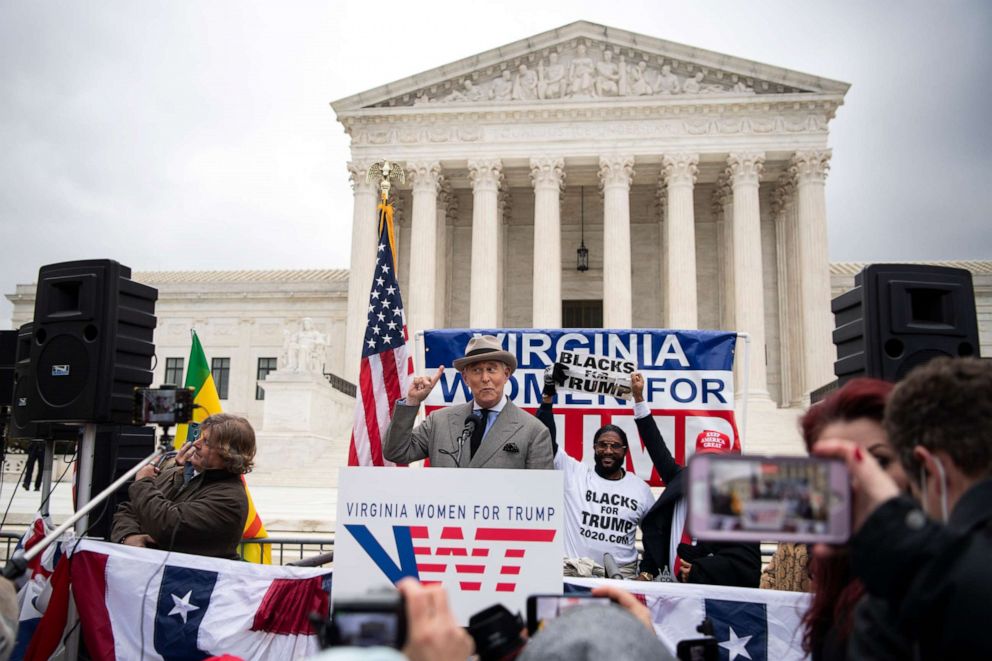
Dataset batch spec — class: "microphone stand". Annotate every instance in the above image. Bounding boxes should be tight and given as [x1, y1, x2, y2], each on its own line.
[2, 425, 175, 579]
[440, 416, 478, 468]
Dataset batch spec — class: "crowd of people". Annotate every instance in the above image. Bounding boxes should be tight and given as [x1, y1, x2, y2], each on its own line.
[8, 332, 987, 660]
[374, 338, 992, 659]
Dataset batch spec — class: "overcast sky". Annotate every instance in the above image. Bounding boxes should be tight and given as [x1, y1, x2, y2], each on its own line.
[2, 1, 990, 328]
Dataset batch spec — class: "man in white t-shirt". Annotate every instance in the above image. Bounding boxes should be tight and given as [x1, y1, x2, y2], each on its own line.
[536, 369, 653, 578]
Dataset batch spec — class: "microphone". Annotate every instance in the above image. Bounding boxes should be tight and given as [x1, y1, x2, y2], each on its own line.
[463, 413, 482, 434]
[440, 413, 482, 467]
[603, 552, 624, 581]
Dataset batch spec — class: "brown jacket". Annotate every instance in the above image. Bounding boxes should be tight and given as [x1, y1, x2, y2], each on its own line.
[111, 464, 248, 560]
[759, 543, 811, 592]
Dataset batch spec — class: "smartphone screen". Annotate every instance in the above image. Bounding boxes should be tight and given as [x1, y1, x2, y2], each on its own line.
[526, 595, 612, 635]
[687, 454, 851, 544]
[332, 611, 402, 648]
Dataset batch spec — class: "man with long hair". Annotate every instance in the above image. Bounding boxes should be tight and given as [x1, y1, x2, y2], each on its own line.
[111, 413, 256, 559]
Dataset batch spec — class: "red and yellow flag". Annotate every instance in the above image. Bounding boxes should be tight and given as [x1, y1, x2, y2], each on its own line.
[176, 331, 272, 564]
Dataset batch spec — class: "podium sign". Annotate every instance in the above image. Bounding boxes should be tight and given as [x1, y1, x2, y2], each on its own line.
[335, 467, 564, 623]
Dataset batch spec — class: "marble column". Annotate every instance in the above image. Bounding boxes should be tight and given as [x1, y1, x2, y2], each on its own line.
[728, 152, 769, 400]
[497, 189, 512, 327]
[791, 150, 834, 395]
[662, 153, 699, 329]
[435, 181, 455, 328]
[655, 181, 667, 323]
[530, 157, 565, 328]
[344, 160, 379, 383]
[712, 177, 734, 330]
[406, 161, 442, 346]
[468, 159, 503, 328]
[598, 156, 635, 327]
[773, 175, 804, 407]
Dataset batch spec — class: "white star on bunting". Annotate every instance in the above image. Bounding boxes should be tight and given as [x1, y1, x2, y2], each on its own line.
[168, 591, 200, 624]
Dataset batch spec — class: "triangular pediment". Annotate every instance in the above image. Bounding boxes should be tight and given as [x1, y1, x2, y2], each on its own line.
[332, 21, 849, 112]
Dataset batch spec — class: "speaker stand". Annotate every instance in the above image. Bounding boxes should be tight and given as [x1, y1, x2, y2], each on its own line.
[74, 424, 97, 535]
[39, 439, 55, 517]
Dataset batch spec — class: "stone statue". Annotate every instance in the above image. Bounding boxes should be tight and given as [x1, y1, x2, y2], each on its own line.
[490, 70, 513, 101]
[511, 64, 538, 101]
[594, 50, 621, 96]
[283, 318, 328, 374]
[627, 60, 654, 96]
[682, 71, 725, 95]
[568, 44, 596, 98]
[538, 52, 567, 100]
[731, 79, 755, 94]
[444, 79, 483, 103]
[655, 64, 681, 95]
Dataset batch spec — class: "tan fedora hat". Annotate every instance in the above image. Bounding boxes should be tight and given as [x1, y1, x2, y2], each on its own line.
[452, 335, 517, 373]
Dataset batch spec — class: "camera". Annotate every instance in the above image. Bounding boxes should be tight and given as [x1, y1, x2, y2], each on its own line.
[467, 603, 526, 661]
[324, 592, 406, 649]
[132, 386, 194, 427]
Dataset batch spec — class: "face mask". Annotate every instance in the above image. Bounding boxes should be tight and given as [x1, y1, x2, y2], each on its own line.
[919, 455, 950, 523]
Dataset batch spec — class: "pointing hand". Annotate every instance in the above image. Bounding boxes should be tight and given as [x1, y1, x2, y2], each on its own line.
[407, 366, 445, 406]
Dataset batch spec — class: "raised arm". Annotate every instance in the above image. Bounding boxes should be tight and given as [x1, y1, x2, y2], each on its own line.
[631, 372, 680, 484]
[383, 366, 445, 464]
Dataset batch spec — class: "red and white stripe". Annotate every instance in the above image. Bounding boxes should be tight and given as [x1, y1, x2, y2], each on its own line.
[348, 335, 413, 467]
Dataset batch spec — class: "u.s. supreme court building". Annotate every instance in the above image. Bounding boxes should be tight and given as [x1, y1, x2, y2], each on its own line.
[7, 22, 991, 481]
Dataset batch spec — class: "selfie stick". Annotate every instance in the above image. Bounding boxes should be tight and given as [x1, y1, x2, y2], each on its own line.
[2, 424, 173, 579]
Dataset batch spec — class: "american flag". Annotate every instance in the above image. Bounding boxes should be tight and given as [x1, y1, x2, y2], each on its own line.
[348, 201, 413, 466]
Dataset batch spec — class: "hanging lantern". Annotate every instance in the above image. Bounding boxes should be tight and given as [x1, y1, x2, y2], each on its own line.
[577, 186, 589, 272]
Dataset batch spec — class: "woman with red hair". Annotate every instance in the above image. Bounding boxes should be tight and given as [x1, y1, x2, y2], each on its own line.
[797, 378, 910, 659]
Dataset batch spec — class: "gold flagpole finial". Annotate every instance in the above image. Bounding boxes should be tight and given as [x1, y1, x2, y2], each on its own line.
[366, 160, 405, 201]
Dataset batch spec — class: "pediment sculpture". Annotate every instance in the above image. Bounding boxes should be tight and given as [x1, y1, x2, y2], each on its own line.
[399, 42, 771, 108]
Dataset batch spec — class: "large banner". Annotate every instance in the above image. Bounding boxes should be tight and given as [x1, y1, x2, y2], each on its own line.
[566, 577, 809, 661]
[335, 467, 564, 624]
[423, 329, 739, 486]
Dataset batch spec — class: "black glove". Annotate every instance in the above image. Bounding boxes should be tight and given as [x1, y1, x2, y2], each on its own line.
[542, 366, 556, 398]
[543, 362, 566, 398]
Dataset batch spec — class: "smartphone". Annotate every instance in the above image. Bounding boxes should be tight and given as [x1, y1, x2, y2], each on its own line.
[133, 386, 194, 426]
[687, 454, 851, 544]
[330, 593, 406, 649]
[526, 594, 612, 635]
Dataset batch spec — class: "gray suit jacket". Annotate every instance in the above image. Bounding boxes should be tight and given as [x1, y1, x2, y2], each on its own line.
[383, 400, 554, 469]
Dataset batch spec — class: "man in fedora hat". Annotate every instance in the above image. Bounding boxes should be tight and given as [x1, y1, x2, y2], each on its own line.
[383, 335, 553, 469]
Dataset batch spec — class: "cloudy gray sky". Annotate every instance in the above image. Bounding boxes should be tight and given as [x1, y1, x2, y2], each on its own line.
[2, 0, 990, 328]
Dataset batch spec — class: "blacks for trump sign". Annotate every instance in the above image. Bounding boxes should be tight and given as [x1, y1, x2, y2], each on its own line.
[557, 349, 636, 399]
[423, 329, 740, 487]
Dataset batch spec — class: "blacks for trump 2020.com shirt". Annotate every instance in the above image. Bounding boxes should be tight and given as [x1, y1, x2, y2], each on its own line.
[556, 449, 653, 566]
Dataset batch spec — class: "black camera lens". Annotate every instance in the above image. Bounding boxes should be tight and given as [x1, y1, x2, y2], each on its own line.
[467, 604, 526, 661]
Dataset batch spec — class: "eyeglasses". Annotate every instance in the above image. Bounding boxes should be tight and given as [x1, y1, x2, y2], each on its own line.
[594, 441, 627, 451]
[465, 365, 504, 377]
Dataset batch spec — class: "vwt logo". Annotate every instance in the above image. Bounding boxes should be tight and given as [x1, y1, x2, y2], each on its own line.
[51, 365, 70, 376]
[346, 525, 556, 592]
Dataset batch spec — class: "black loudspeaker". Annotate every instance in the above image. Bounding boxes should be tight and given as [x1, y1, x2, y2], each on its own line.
[9, 323, 39, 440]
[0, 330, 15, 407]
[27, 260, 157, 424]
[87, 424, 156, 541]
[832, 264, 980, 385]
